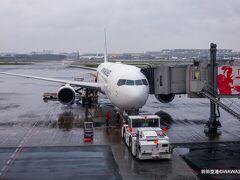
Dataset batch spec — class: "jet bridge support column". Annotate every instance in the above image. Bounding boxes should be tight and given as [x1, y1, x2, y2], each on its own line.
[206, 43, 221, 132]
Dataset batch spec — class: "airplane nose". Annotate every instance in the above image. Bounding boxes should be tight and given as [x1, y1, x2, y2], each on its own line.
[124, 87, 149, 109]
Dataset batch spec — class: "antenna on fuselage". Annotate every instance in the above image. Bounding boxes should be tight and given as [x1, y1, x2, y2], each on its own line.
[104, 28, 108, 62]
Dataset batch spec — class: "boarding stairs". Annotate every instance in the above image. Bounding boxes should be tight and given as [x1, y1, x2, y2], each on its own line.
[201, 86, 240, 120]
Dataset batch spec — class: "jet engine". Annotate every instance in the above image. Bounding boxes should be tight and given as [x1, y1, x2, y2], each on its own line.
[57, 85, 75, 105]
[155, 94, 175, 103]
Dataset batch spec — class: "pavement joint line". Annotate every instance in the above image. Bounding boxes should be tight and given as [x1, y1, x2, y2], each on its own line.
[0, 121, 39, 178]
[1, 165, 7, 172]
[6, 160, 11, 165]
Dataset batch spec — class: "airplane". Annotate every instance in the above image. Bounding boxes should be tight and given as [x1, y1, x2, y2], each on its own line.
[80, 53, 104, 60]
[0, 32, 150, 111]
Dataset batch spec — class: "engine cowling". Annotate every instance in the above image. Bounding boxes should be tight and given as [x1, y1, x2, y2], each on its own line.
[57, 85, 75, 105]
[155, 94, 175, 103]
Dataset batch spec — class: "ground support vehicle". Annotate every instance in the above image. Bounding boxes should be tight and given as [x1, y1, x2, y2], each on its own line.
[122, 115, 171, 160]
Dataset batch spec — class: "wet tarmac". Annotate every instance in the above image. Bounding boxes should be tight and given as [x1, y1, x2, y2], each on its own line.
[178, 144, 240, 180]
[0, 62, 239, 180]
[0, 146, 121, 180]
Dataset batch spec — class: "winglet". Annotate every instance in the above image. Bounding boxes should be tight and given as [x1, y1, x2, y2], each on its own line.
[104, 29, 108, 62]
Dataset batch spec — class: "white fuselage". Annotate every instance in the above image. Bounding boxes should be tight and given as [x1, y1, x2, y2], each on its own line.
[96, 62, 149, 110]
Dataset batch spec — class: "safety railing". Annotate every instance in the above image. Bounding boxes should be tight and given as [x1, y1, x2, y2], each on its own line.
[201, 84, 240, 120]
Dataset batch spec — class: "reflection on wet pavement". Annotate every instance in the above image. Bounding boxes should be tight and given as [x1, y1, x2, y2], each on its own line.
[0, 146, 122, 180]
[155, 110, 173, 128]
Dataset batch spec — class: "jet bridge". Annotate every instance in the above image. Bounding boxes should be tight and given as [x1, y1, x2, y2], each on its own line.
[141, 43, 240, 132]
[141, 61, 208, 101]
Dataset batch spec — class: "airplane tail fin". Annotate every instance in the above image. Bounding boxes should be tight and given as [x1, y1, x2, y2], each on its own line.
[104, 29, 108, 62]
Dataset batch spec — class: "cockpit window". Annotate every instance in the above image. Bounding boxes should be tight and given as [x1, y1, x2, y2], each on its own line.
[117, 79, 148, 86]
[142, 79, 148, 85]
[117, 79, 126, 86]
[117, 80, 121, 86]
[135, 80, 143, 85]
[126, 80, 134, 86]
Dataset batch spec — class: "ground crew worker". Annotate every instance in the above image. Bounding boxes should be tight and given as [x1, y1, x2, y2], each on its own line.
[106, 111, 110, 127]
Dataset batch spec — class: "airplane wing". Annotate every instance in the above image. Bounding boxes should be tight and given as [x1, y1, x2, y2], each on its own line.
[68, 65, 97, 71]
[0, 72, 101, 90]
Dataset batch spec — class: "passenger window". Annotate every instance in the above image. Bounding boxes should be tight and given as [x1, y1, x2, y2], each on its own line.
[135, 80, 143, 85]
[126, 80, 134, 86]
[142, 79, 148, 85]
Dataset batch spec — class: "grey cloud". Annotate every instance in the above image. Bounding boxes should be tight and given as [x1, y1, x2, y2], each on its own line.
[0, 0, 240, 53]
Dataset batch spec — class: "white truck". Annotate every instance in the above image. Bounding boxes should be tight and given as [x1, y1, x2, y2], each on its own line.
[121, 115, 172, 160]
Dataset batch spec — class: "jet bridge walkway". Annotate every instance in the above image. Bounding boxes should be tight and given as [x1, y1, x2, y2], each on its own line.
[201, 88, 240, 120]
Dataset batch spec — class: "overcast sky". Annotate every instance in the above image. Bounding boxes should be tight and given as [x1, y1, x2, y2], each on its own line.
[0, 0, 240, 53]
